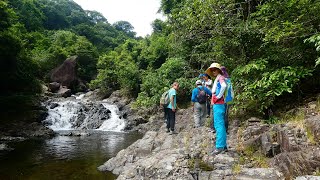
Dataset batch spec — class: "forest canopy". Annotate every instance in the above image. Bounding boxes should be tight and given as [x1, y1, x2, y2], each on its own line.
[1, 0, 320, 117]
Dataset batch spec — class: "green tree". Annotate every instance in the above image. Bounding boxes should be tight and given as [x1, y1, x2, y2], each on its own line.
[158, 0, 320, 115]
[90, 39, 141, 96]
[86, 10, 107, 24]
[0, 0, 41, 95]
[9, 0, 45, 31]
[29, 30, 98, 81]
[135, 58, 189, 106]
[113, 21, 136, 38]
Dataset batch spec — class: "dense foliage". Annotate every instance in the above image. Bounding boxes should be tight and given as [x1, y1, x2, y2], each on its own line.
[0, 0, 41, 95]
[1, 0, 320, 117]
[157, 0, 320, 115]
[1, 0, 134, 95]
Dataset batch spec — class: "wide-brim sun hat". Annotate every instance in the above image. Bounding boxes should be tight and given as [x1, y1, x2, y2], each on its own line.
[205, 63, 222, 78]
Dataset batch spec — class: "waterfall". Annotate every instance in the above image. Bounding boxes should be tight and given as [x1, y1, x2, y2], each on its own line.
[44, 93, 125, 132]
[97, 102, 125, 131]
[45, 101, 83, 130]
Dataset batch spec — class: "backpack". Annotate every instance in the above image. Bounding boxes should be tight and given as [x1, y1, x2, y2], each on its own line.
[197, 87, 207, 104]
[224, 78, 234, 104]
[160, 90, 170, 107]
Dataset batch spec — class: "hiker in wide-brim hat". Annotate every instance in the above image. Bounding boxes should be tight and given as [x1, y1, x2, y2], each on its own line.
[206, 62, 228, 155]
[205, 63, 223, 78]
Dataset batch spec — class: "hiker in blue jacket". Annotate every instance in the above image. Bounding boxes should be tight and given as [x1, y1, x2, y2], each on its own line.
[191, 80, 212, 128]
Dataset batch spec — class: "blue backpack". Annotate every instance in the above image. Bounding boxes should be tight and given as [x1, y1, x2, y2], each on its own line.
[224, 78, 234, 104]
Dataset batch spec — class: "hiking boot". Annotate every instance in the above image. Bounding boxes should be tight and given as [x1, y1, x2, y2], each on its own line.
[211, 148, 226, 155]
[169, 130, 177, 135]
[166, 129, 170, 133]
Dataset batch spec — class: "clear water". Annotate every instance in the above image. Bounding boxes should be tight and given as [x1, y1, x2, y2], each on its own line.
[0, 131, 142, 180]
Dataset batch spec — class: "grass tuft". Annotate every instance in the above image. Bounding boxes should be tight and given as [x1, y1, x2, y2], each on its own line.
[232, 164, 241, 174]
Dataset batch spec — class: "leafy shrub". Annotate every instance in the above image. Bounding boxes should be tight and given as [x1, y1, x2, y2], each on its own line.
[233, 59, 312, 114]
[175, 77, 197, 106]
[134, 58, 190, 107]
[304, 34, 320, 67]
[90, 42, 140, 96]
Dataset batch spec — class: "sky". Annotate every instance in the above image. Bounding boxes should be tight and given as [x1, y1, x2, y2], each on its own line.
[73, 0, 165, 37]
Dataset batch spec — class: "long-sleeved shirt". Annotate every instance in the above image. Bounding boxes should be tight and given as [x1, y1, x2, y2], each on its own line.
[212, 74, 227, 99]
[204, 79, 213, 89]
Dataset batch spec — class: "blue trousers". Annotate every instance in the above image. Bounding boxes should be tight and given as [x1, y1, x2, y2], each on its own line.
[213, 104, 227, 149]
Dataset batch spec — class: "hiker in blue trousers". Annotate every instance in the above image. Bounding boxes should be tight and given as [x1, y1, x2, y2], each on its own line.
[206, 63, 228, 155]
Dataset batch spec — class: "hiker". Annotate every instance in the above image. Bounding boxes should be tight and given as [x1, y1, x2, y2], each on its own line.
[191, 80, 212, 128]
[206, 63, 228, 155]
[202, 74, 213, 117]
[198, 73, 206, 86]
[221, 66, 231, 134]
[166, 82, 179, 135]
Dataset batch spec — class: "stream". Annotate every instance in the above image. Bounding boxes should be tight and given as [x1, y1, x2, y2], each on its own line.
[0, 131, 142, 179]
[0, 93, 142, 179]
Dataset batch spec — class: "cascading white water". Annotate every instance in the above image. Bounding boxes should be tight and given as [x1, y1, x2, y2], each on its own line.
[44, 93, 126, 132]
[97, 103, 125, 131]
[45, 101, 82, 131]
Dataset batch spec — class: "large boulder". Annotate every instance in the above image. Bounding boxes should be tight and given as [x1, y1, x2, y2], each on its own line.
[271, 148, 320, 179]
[78, 104, 111, 129]
[50, 56, 78, 89]
[305, 115, 320, 143]
[56, 86, 72, 98]
[48, 82, 60, 93]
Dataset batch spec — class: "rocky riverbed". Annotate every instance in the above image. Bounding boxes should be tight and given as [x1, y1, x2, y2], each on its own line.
[1, 89, 320, 180]
[99, 100, 320, 180]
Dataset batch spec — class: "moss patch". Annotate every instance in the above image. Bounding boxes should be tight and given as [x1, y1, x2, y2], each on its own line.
[188, 158, 214, 171]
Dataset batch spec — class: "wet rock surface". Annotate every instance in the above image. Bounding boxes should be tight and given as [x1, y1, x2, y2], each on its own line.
[102, 90, 158, 132]
[0, 97, 54, 141]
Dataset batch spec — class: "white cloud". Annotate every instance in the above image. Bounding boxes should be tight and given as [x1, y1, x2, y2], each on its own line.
[73, 0, 165, 37]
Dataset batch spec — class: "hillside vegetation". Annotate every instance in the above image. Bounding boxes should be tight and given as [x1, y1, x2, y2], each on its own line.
[1, 0, 320, 119]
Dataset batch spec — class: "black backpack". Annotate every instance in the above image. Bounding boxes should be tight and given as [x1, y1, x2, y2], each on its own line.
[197, 87, 207, 104]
